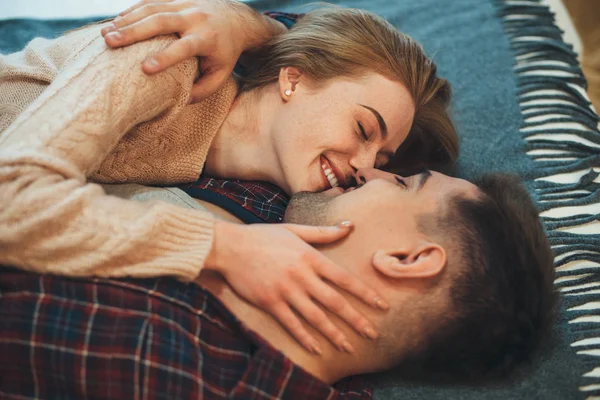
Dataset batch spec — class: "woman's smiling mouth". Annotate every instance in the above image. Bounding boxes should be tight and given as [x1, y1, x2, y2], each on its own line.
[320, 155, 339, 189]
[322, 164, 339, 188]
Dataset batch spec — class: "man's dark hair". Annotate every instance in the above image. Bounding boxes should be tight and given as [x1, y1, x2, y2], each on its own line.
[399, 173, 558, 381]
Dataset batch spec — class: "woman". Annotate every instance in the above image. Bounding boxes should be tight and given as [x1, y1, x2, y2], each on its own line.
[0, 2, 456, 355]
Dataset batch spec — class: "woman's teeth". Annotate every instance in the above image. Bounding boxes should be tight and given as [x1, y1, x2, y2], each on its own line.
[322, 164, 339, 188]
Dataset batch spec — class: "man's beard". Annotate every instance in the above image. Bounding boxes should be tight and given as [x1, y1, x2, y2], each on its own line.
[283, 191, 334, 226]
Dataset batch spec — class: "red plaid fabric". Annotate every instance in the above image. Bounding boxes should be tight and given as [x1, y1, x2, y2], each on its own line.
[179, 177, 289, 223]
[263, 11, 304, 29]
[0, 268, 373, 399]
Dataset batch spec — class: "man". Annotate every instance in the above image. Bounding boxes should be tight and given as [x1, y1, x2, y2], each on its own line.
[0, 168, 557, 398]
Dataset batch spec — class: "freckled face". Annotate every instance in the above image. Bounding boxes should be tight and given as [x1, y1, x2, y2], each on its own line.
[269, 72, 415, 195]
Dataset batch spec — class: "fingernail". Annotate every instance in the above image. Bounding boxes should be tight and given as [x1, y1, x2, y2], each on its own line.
[337, 221, 353, 228]
[106, 31, 122, 42]
[374, 296, 389, 310]
[188, 96, 196, 105]
[340, 340, 355, 354]
[144, 57, 160, 71]
[363, 327, 378, 340]
[102, 24, 116, 35]
[311, 343, 322, 356]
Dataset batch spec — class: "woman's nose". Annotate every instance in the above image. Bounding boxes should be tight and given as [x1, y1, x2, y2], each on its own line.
[349, 148, 377, 172]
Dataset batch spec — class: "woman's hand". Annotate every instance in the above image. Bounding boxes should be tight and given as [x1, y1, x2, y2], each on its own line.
[100, 0, 285, 103]
[205, 220, 389, 355]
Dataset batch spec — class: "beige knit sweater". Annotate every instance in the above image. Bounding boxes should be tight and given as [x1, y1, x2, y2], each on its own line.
[0, 24, 238, 280]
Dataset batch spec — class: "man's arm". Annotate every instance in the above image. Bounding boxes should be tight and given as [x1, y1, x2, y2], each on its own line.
[234, 10, 303, 76]
[101, 0, 300, 102]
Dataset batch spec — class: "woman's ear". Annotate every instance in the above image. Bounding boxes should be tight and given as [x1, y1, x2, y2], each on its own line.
[372, 243, 447, 279]
[278, 67, 303, 101]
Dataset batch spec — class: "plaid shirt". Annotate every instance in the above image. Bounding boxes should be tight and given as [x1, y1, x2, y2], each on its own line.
[263, 11, 303, 29]
[179, 177, 289, 223]
[0, 269, 373, 399]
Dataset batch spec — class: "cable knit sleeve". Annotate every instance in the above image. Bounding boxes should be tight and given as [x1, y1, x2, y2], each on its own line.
[0, 27, 216, 281]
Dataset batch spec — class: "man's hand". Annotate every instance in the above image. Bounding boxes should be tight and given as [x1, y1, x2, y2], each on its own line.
[101, 0, 286, 103]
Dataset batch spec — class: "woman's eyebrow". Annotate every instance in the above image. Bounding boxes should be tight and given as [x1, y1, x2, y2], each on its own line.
[359, 104, 388, 139]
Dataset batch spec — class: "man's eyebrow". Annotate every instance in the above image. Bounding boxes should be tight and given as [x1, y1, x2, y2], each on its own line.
[416, 169, 432, 191]
[359, 104, 388, 139]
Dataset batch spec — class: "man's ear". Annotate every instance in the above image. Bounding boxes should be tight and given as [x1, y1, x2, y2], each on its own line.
[278, 66, 303, 101]
[372, 243, 447, 279]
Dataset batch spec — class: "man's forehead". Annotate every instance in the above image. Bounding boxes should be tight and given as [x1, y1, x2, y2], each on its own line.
[444, 181, 482, 205]
[430, 172, 477, 192]
[416, 173, 480, 212]
[452, 177, 481, 199]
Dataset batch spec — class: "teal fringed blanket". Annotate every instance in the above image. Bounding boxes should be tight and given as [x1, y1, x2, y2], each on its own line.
[1, 0, 599, 398]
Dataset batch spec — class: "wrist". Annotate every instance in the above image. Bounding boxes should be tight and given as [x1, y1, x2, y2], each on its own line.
[253, 14, 287, 48]
[205, 219, 238, 274]
[232, 2, 286, 52]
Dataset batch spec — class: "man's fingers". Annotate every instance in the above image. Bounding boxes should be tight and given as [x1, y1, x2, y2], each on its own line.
[105, 12, 182, 50]
[269, 303, 322, 356]
[115, 2, 180, 30]
[308, 280, 379, 341]
[318, 260, 390, 311]
[287, 290, 354, 353]
[189, 69, 233, 103]
[117, 0, 174, 17]
[102, 2, 180, 38]
[281, 222, 354, 244]
[142, 35, 205, 74]
[117, 0, 147, 17]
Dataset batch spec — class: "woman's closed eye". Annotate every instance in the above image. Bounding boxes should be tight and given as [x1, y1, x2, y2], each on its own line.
[357, 122, 369, 141]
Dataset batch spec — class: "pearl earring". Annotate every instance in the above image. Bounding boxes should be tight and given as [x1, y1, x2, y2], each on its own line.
[285, 89, 292, 96]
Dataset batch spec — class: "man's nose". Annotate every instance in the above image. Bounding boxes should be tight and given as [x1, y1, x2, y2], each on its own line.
[355, 168, 399, 184]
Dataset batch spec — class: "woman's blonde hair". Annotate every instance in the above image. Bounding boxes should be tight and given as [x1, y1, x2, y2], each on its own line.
[239, 7, 458, 172]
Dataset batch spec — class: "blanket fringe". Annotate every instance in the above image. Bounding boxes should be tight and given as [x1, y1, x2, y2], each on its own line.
[495, 0, 600, 397]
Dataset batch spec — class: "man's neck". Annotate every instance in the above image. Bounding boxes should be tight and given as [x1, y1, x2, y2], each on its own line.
[196, 268, 379, 385]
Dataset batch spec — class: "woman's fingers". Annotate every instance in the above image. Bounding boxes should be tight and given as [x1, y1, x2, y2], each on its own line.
[268, 303, 322, 356]
[212, 223, 385, 356]
[317, 257, 390, 311]
[307, 279, 379, 341]
[281, 222, 354, 245]
[287, 290, 355, 353]
[283, 223, 389, 310]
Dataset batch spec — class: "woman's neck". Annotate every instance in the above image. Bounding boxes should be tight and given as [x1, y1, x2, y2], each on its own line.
[204, 85, 281, 185]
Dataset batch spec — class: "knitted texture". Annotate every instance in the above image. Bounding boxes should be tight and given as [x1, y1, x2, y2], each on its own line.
[0, 23, 238, 280]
